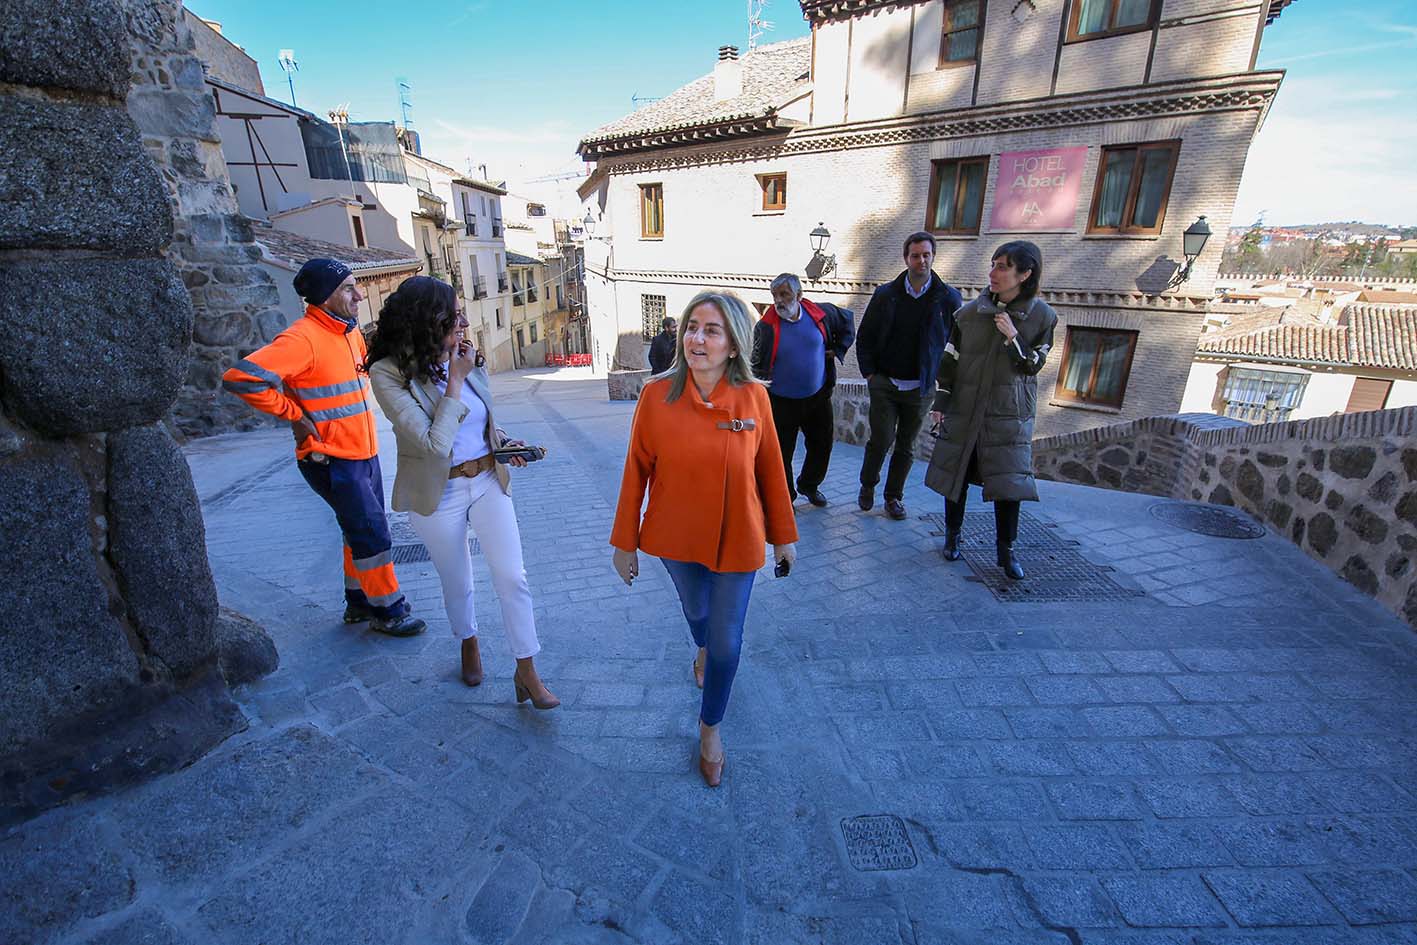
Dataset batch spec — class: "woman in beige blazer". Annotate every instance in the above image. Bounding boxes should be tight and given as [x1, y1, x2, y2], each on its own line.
[365, 276, 558, 709]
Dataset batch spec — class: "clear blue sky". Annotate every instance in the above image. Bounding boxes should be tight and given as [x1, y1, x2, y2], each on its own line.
[188, 0, 810, 184]
[189, 0, 1414, 225]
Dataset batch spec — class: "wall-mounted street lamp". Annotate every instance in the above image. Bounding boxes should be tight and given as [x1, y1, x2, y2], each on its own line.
[582, 210, 610, 242]
[805, 222, 836, 282]
[1166, 215, 1212, 289]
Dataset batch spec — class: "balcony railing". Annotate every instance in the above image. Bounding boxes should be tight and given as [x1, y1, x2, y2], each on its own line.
[526, 286, 538, 303]
[473, 276, 488, 300]
[498, 273, 509, 292]
[464, 219, 477, 237]
[491, 219, 503, 237]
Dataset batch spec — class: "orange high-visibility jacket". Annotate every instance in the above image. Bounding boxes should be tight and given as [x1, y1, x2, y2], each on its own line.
[222, 305, 378, 461]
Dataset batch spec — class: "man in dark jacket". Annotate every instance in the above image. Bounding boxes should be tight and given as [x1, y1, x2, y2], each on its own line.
[854, 231, 963, 520]
[750, 273, 855, 506]
[647, 316, 676, 374]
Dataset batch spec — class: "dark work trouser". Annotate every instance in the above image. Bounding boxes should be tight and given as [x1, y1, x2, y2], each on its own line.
[943, 450, 1021, 544]
[298, 456, 409, 619]
[769, 383, 834, 497]
[860, 375, 932, 501]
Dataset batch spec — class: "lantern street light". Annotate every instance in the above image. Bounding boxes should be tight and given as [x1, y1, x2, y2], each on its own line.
[805, 222, 836, 281]
[1166, 215, 1213, 289]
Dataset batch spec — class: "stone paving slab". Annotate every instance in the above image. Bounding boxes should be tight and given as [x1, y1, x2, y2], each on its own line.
[4, 368, 1417, 945]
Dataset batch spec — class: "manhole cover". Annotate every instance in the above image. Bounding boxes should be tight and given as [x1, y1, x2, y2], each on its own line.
[1149, 502, 1265, 539]
[840, 814, 917, 871]
[925, 511, 1143, 603]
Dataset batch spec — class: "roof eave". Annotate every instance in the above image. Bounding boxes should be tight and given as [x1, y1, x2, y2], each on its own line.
[577, 114, 791, 161]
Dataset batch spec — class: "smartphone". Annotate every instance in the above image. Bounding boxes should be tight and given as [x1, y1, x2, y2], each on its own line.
[493, 446, 544, 464]
[774, 558, 791, 578]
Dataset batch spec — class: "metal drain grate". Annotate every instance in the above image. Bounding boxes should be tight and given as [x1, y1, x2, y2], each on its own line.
[1149, 501, 1265, 539]
[926, 510, 1143, 603]
[391, 539, 480, 564]
[841, 815, 917, 871]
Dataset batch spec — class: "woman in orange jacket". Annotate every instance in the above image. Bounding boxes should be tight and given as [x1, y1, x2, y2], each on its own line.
[610, 290, 798, 787]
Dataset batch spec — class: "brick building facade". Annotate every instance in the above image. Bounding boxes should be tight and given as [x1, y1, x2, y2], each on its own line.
[577, 0, 1294, 436]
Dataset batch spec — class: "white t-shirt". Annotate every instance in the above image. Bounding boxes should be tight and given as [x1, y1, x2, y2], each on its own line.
[433, 375, 491, 465]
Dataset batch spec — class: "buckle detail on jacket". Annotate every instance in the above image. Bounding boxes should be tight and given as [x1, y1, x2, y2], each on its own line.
[716, 418, 756, 432]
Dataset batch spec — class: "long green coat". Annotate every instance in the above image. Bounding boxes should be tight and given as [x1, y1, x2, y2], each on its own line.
[924, 292, 1057, 503]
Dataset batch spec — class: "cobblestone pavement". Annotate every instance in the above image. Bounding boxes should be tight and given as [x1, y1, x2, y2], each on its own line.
[6, 368, 1417, 945]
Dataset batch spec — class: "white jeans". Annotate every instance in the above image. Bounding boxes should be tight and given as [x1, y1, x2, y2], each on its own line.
[408, 470, 540, 659]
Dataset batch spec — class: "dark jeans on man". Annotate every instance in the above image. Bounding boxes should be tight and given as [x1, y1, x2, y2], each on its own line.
[769, 384, 834, 498]
[860, 374, 932, 501]
[943, 450, 1021, 544]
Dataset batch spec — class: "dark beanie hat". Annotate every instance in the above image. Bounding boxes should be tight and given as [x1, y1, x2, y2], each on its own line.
[293, 258, 354, 305]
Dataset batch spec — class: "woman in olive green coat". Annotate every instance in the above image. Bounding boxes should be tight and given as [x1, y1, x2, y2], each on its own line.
[925, 241, 1057, 580]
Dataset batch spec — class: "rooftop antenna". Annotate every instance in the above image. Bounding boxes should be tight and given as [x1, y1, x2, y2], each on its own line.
[397, 78, 414, 128]
[630, 93, 661, 108]
[748, 0, 773, 50]
[277, 48, 299, 107]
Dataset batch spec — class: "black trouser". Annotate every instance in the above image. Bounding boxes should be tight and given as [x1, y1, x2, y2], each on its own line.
[860, 375, 932, 501]
[769, 384, 834, 497]
[943, 450, 1021, 544]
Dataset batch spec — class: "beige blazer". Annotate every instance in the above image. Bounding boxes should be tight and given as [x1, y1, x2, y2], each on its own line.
[368, 358, 511, 516]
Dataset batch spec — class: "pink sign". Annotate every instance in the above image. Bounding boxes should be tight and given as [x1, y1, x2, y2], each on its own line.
[989, 147, 1088, 231]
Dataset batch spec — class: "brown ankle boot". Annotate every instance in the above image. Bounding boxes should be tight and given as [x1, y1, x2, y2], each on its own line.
[460, 637, 483, 687]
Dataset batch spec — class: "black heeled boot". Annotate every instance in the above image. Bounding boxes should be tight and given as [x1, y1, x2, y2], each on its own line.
[996, 541, 1025, 580]
[941, 528, 962, 561]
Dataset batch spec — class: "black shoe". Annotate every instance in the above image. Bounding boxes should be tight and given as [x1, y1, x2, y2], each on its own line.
[996, 543, 1025, 580]
[857, 485, 874, 511]
[369, 613, 427, 637]
[885, 498, 907, 521]
[800, 487, 829, 508]
[941, 528, 962, 561]
[342, 602, 374, 624]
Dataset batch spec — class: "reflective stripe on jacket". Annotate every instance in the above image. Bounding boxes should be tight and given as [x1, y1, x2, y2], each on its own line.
[221, 305, 378, 460]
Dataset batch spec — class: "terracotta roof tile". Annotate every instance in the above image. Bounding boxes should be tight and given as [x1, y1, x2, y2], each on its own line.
[578, 38, 810, 148]
[253, 223, 422, 272]
[1197, 303, 1417, 371]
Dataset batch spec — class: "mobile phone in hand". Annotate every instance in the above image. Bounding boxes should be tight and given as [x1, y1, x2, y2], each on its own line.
[774, 557, 791, 578]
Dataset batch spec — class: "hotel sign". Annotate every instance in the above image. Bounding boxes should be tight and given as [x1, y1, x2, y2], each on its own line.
[989, 147, 1088, 231]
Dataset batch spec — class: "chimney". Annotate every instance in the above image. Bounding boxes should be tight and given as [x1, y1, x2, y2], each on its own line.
[714, 45, 742, 102]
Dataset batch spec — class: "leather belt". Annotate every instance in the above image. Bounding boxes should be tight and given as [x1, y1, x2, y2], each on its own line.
[715, 418, 756, 432]
[449, 455, 497, 479]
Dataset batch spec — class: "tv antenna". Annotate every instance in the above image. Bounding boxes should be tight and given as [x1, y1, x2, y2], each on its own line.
[631, 93, 661, 108]
[397, 79, 414, 128]
[277, 49, 299, 107]
[748, 0, 773, 50]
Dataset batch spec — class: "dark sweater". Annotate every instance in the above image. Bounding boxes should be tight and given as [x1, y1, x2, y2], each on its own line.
[878, 289, 930, 381]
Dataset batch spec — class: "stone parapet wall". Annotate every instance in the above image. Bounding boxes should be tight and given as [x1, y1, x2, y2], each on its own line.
[832, 380, 937, 459]
[0, 0, 274, 825]
[125, 0, 289, 438]
[608, 369, 652, 401]
[1033, 407, 1417, 628]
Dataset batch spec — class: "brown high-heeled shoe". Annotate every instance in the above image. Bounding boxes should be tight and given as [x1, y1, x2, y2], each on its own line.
[460, 637, 483, 687]
[698, 749, 724, 788]
[513, 672, 560, 710]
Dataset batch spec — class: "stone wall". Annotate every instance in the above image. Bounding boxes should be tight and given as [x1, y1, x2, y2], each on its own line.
[0, 0, 274, 825]
[126, 0, 289, 438]
[1033, 407, 1417, 628]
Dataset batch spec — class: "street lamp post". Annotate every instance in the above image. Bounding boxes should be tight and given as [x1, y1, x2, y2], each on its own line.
[805, 222, 836, 282]
[1166, 215, 1213, 289]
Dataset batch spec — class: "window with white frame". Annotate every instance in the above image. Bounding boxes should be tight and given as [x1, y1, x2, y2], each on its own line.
[1220, 366, 1309, 422]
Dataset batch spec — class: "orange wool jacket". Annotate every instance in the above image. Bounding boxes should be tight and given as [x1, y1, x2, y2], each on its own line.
[221, 305, 378, 461]
[611, 377, 798, 573]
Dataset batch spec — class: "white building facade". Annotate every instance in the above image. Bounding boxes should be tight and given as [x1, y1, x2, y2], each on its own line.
[577, 0, 1294, 435]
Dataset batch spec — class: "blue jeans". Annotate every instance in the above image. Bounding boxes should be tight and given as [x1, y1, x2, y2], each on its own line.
[661, 559, 756, 727]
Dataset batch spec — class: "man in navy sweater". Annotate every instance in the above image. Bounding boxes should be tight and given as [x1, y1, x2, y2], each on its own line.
[854, 232, 962, 520]
[750, 273, 855, 506]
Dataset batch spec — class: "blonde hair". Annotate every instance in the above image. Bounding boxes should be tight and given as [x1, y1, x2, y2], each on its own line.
[656, 290, 764, 403]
